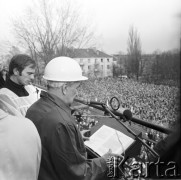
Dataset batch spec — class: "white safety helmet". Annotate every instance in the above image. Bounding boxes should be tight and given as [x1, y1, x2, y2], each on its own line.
[43, 56, 88, 81]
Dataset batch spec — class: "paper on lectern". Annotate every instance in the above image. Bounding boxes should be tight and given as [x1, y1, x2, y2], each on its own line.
[84, 125, 135, 156]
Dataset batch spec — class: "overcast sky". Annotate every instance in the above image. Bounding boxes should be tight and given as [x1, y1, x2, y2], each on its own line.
[0, 0, 180, 55]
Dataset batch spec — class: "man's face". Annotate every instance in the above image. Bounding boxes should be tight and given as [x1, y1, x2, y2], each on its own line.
[65, 81, 80, 106]
[16, 64, 35, 85]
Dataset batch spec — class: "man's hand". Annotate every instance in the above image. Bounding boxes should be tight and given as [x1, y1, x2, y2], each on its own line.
[102, 149, 113, 161]
[102, 149, 122, 162]
[80, 129, 90, 141]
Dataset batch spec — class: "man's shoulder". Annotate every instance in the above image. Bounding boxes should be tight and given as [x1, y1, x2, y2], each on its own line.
[28, 96, 52, 112]
[26, 98, 58, 120]
[27, 98, 73, 126]
[0, 87, 18, 97]
[3, 112, 39, 136]
[0, 88, 19, 109]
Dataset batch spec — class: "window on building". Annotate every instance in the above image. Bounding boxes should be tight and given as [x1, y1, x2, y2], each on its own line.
[80, 65, 84, 70]
[88, 65, 91, 70]
[107, 65, 110, 69]
[95, 59, 99, 64]
[101, 59, 103, 62]
[107, 58, 109, 62]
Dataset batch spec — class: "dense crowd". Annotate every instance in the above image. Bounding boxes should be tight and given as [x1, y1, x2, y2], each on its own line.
[77, 77, 179, 129]
[76, 77, 179, 146]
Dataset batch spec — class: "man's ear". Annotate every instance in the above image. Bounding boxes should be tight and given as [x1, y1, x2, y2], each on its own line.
[62, 83, 68, 95]
[13, 68, 19, 76]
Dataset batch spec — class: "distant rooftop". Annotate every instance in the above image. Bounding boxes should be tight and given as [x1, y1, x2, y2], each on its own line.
[68, 48, 112, 58]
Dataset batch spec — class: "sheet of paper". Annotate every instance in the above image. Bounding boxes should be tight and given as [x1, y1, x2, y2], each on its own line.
[84, 125, 135, 156]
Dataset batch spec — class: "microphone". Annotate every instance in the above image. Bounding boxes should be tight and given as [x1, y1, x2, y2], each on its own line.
[74, 98, 132, 120]
[114, 107, 132, 120]
[88, 100, 105, 106]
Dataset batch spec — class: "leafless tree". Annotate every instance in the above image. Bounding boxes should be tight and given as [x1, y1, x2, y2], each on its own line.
[0, 44, 22, 69]
[127, 25, 142, 79]
[12, 0, 95, 79]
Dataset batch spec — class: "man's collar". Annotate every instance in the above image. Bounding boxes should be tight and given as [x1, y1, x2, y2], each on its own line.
[40, 91, 71, 115]
[8, 78, 24, 88]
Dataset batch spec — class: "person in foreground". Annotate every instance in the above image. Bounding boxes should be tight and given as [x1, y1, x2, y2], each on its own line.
[26, 56, 117, 180]
[0, 99, 41, 180]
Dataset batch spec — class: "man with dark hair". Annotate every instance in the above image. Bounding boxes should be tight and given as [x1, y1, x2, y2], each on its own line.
[0, 54, 40, 116]
[5, 54, 36, 97]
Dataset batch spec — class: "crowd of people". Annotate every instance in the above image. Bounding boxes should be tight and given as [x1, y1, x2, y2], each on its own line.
[75, 77, 180, 152]
[77, 77, 179, 129]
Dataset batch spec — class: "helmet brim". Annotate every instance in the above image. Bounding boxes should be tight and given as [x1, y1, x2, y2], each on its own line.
[43, 75, 88, 82]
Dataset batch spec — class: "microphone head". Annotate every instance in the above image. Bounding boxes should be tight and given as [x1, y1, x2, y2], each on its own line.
[123, 109, 132, 120]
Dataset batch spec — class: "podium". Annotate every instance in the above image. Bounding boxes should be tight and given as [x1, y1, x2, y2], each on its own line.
[86, 114, 142, 159]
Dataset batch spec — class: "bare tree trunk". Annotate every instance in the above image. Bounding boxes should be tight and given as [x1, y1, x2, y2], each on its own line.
[127, 25, 142, 79]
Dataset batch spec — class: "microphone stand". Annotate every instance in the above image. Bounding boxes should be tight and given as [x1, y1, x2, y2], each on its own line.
[74, 98, 172, 134]
[89, 101, 160, 159]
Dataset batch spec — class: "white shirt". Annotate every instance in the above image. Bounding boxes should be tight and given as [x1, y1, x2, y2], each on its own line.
[0, 85, 41, 116]
[0, 109, 41, 180]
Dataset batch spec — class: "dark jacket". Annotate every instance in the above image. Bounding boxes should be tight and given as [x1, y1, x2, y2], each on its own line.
[26, 91, 108, 180]
[148, 118, 181, 179]
[153, 118, 181, 178]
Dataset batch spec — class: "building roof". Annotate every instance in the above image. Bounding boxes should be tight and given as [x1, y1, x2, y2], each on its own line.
[68, 48, 112, 58]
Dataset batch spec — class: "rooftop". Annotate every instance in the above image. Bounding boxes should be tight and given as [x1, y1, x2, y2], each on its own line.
[68, 48, 112, 58]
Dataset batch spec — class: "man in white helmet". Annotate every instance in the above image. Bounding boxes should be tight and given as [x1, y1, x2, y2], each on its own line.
[26, 56, 116, 180]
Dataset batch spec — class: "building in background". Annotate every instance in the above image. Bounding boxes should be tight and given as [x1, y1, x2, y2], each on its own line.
[68, 48, 113, 78]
